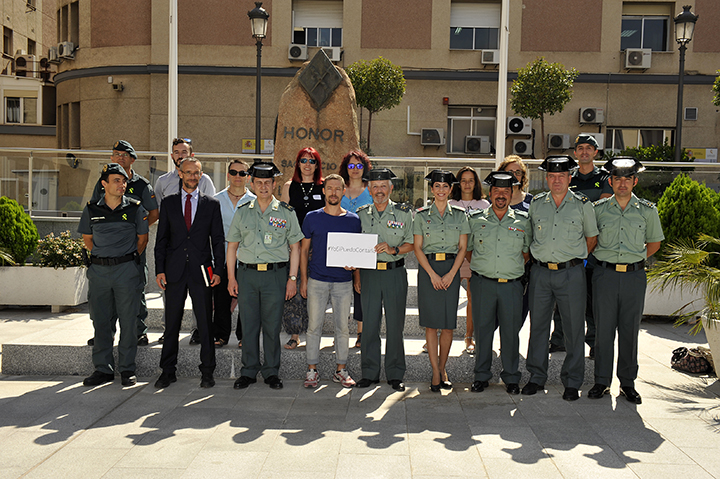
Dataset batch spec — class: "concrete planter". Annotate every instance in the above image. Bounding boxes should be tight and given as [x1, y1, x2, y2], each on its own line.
[701, 316, 720, 375]
[0, 266, 88, 312]
[643, 283, 704, 317]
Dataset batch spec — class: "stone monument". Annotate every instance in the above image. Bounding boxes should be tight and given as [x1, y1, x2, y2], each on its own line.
[273, 50, 360, 193]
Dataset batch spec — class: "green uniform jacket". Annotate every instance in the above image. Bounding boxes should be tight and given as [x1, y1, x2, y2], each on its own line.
[468, 207, 531, 280]
[413, 203, 470, 253]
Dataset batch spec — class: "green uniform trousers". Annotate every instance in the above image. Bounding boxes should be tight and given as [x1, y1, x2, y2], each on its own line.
[471, 275, 524, 384]
[527, 263, 587, 388]
[237, 265, 287, 378]
[87, 261, 142, 374]
[359, 267, 408, 381]
[592, 266, 646, 388]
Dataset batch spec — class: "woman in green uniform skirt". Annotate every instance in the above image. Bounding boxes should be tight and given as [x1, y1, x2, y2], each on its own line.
[414, 170, 469, 392]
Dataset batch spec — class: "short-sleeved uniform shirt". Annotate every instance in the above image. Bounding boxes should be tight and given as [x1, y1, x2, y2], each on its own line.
[413, 203, 470, 253]
[593, 193, 664, 264]
[570, 166, 612, 201]
[467, 207, 532, 280]
[90, 170, 158, 213]
[357, 200, 414, 263]
[226, 196, 304, 264]
[302, 209, 361, 283]
[529, 190, 598, 263]
[78, 195, 149, 257]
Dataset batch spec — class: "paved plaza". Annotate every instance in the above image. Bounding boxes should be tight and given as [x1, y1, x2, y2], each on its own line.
[0, 306, 719, 478]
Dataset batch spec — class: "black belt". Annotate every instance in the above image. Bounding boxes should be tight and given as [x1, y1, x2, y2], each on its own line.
[597, 259, 645, 272]
[376, 258, 404, 271]
[90, 252, 137, 266]
[239, 261, 288, 271]
[426, 253, 457, 261]
[536, 258, 584, 271]
[471, 271, 521, 283]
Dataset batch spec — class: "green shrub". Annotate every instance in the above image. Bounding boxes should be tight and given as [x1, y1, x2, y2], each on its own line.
[657, 175, 720, 261]
[0, 196, 38, 265]
[35, 231, 86, 269]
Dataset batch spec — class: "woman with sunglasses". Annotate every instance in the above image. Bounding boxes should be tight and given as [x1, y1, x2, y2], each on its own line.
[279, 147, 325, 350]
[414, 170, 469, 392]
[448, 167, 490, 355]
[339, 150, 372, 348]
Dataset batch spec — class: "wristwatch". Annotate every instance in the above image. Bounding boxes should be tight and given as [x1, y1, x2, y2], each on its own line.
[393, 246, 400, 255]
[289, 275, 297, 281]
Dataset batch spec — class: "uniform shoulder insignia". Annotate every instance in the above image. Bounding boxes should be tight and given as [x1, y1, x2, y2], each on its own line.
[570, 190, 590, 202]
[280, 201, 295, 211]
[449, 204, 465, 212]
[638, 198, 657, 209]
[416, 206, 430, 213]
[593, 197, 610, 207]
[513, 209, 529, 218]
[357, 204, 372, 212]
[395, 202, 412, 212]
[127, 197, 141, 206]
[468, 209, 483, 218]
[238, 200, 251, 209]
[531, 192, 548, 202]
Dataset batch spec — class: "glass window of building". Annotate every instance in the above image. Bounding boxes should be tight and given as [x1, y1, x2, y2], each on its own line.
[606, 128, 673, 152]
[292, 0, 343, 47]
[449, 2, 500, 50]
[621, 3, 672, 51]
[446, 106, 497, 154]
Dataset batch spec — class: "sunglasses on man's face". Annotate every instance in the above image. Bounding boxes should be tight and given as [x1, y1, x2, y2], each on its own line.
[229, 170, 248, 177]
[347, 163, 364, 170]
[299, 157, 317, 165]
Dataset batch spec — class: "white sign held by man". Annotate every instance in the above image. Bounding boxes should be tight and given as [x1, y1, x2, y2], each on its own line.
[326, 232, 378, 269]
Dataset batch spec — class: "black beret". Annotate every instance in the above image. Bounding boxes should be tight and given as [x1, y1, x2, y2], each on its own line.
[101, 163, 129, 180]
[575, 134, 599, 149]
[112, 140, 137, 159]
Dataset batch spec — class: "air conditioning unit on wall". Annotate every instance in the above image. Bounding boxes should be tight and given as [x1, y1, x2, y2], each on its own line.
[58, 41, 74, 59]
[481, 50, 499, 65]
[512, 139, 533, 156]
[580, 107, 604, 124]
[507, 116, 532, 135]
[625, 48, 651, 69]
[288, 44, 308, 61]
[48, 46, 59, 63]
[547, 133, 570, 150]
[320, 47, 341, 62]
[421, 128, 445, 146]
[465, 136, 491, 154]
[14, 54, 35, 77]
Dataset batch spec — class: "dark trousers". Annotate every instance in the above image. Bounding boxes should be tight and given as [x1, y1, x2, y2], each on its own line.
[212, 266, 241, 343]
[550, 257, 596, 348]
[160, 270, 216, 375]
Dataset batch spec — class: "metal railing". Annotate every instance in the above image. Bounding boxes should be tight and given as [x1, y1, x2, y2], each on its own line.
[1, 147, 718, 218]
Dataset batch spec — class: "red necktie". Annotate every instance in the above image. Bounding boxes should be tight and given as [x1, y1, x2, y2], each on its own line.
[184, 194, 192, 231]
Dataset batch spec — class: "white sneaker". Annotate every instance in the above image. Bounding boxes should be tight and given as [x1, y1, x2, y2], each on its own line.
[304, 369, 319, 388]
[332, 368, 356, 388]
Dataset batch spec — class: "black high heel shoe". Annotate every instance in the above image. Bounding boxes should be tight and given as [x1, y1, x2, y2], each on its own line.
[441, 381, 452, 390]
[430, 383, 441, 392]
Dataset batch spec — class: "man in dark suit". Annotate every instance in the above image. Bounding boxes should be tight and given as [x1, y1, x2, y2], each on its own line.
[154, 157, 225, 389]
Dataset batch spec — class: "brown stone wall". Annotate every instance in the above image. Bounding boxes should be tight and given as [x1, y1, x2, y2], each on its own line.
[178, 0, 273, 47]
[521, 0, 602, 52]
[90, 0, 152, 47]
[691, 0, 720, 53]
[360, 0, 431, 49]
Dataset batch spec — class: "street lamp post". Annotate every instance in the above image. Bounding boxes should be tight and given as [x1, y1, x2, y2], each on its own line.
[248, 2, 269, 155]
[673, 5, 699, 163]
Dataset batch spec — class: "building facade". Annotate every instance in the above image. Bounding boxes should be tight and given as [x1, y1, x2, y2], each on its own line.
[43, 0, 720, 162]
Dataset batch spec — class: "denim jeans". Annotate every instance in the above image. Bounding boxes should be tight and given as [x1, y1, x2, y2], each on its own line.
[306, 278, 353, 365]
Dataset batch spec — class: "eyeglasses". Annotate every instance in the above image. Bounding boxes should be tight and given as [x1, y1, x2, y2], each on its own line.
[112, 152, 131, 158]
[299, 157, 317, 165]
[347, 163, 364, 170]
[506, 169, 523, 177]
[229, 170, 248, 177]
[172, 137, 192, 145]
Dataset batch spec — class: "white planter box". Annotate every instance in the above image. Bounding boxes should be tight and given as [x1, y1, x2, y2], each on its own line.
[644, 283, 704, 317]
[0, 266, 88, 312]
[702, 317, 720, 375]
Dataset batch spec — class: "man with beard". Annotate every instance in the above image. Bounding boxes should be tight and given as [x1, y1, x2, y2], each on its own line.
[466, 172, 531, 394]
[154, 158, 225, 389]
[300, 174, 361, 388]
[354, 168, 414, 392]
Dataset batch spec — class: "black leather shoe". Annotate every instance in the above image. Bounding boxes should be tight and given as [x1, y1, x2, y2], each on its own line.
[355, 378, 380, 388]
[471, 380, 489, 392]
[137, 334, 149, 346]
[587, 383, 609, 399]
[233, 376, 257, 389]
[83, 370, 114, 386]
[562, 387, 580, 401]
[620, 386, 642, 404]
[430, 383, 442, 392]
[87, 338, 94, 346]
[441, 381, 452, 390]
[589, 347, 595, 359]
[506, 383, 520, 395]
[387, 379, 405, 391]
[120, 371, 137, 386]
[189, 329, 200, 345]
[200, 374, 215, 388]
[158, 334, 164, 344]
[548, 343, 566, 353]
[265, 375, 283, 389]
[521, 382, 544, 395]
[154, 371, 177, 389]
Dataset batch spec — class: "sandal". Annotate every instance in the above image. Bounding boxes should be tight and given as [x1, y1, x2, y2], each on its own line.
[237, 340, 242, 348]
[354, 333, 362, 349]
[464, 336, 475, 355]
[214, 338, 227, 348]
[284, 338, 299, 350]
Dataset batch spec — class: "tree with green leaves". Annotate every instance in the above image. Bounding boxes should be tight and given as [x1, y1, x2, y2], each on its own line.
[0, 196, 38, 265]
[510, 57, 579, 157]
[713, 70, 720, 106]
[346, 56, 406, 152]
